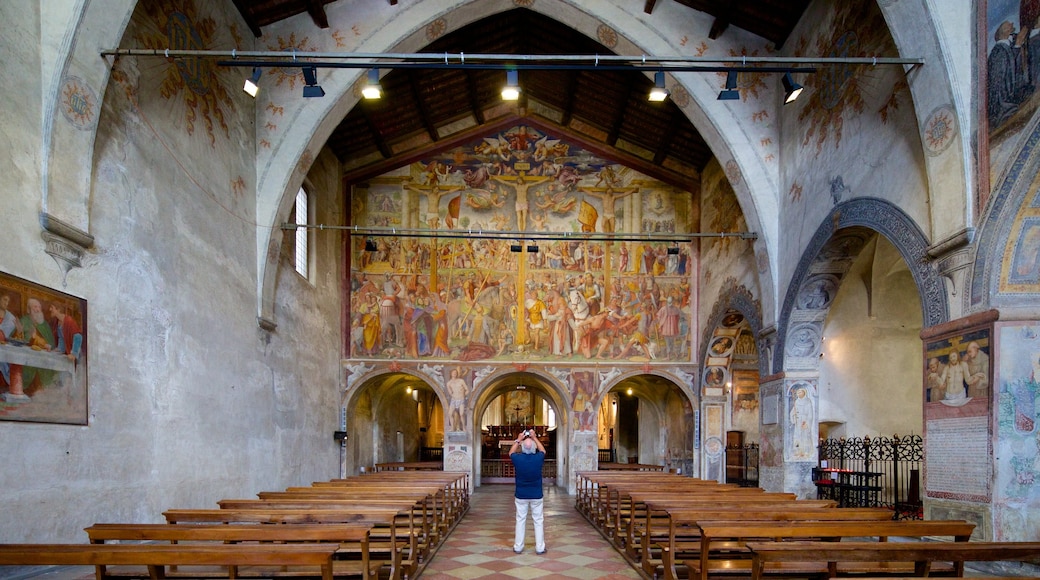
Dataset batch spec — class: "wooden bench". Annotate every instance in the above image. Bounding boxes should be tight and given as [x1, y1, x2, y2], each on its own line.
[687, 519, 976, 580]
[640, 506, 893, 579]
[747, 540, 1040, 579]
[0, 543, 339, 580]
[84, 523, 380, 580]
[162, 508, 417, 580]
[216, 497, 437, 564]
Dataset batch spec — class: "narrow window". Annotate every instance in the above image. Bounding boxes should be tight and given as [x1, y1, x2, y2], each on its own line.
[294, 187, 309, 278]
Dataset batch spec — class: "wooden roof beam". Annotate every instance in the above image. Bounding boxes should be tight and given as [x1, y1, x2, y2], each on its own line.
[708, 0, 736, 40]
[606, 82, 637, 146]
[406, 71, 440, 143]
[306, 0, 329, 29]
[359, 107, 393, 160]
[230, 0, 263, 37]
[464, 70, 486, 125]
[644, 0, 658, 14]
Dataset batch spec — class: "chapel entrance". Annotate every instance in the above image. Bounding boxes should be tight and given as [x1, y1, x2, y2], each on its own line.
[472, 372, 567, 486]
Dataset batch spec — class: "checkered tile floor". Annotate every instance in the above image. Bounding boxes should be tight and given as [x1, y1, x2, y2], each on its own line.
[0, 485, 643, 580]
[420, 484, 643, 579]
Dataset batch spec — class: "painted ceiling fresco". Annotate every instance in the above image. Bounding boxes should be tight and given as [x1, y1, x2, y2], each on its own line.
[349, 124, 695, 363]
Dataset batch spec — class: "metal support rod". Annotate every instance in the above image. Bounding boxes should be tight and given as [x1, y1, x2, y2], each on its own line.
[100, 48, 924, 68]
[281, 223, 758, 241]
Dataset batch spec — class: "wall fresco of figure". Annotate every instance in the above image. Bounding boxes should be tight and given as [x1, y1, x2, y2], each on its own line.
[348, 125, 696, 363]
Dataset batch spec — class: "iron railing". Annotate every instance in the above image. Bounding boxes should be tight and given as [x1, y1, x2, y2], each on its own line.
[817, 434, 923, 519]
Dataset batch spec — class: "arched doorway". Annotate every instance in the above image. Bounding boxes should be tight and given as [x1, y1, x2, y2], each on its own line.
[471, 371, 570, 488]
[602, 374, 694, 474]
[340, 371, 442, 474]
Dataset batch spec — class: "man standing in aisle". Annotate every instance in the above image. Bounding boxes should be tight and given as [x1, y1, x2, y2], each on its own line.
[509, 429, 547, 554]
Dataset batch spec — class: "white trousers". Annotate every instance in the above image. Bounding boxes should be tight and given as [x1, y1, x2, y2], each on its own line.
[513, 497, 545, 552]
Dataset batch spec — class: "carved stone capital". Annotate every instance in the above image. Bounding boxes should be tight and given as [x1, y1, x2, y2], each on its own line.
[39, 212, 94, 287]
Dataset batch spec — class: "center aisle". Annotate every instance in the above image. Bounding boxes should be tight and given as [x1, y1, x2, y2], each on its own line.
[420, 484, 643, 579]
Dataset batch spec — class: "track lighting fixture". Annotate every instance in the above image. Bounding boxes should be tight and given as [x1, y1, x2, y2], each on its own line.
[501, 70, 520, 101]
[718, 70, 739, 101]
[782, 72, 803, 104]
[362, 69, 382, 100]
[364, 238, 377, 252]
[648, 71, 669, 102]
[302, 66, 325, 98]
[243, 67, 261, 97]
[527, 244, 539, 253]
[510, 243, 522, 253]
[667, 246, 680, 255]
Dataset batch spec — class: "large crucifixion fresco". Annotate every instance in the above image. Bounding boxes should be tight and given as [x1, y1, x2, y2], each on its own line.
[348, 124, 696, 363]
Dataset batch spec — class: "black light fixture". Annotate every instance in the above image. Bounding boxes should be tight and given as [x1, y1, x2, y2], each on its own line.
[243, 67, 261, 97]
[718, 70, 739, 101]
[782, 72, 803, 104]
[527, 244, 539, 253]
[667, 246, 680, 255]
[364, 238, 377, 252]
[362, 69, 382, 100]
[510, 243, 523, 253]
[302, 66, 325, 98]
[501, 70, 520, 101]
[648, 71, 669, 102]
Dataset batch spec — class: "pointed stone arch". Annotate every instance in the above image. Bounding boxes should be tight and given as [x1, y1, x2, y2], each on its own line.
[776, 198, 948, 374]
[254, 1, 779, 330]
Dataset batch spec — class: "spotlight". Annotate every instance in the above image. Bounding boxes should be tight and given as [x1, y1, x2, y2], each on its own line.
[510, 243, 523, 253]
[302, 66, 325, 98]
[364, 238, 377, 252]
[362, 69, 382, 100]
[243, 67, 261, 97]
[648, 71, 669, 102]
[667, 246, 679, 255]
[782, 72, 803, 104]
[718, 70, 739, 101]
[501, 70, 520, 101]
[526, 245, 539, 253]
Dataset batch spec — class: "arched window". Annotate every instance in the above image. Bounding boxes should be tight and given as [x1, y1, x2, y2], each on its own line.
[294, 187, 309, 278]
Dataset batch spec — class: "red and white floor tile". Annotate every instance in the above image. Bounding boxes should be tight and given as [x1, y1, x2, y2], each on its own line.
[419, 484, 642, 579]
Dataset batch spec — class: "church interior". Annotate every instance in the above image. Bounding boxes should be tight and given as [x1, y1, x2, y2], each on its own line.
[3, 0, 1040, 576]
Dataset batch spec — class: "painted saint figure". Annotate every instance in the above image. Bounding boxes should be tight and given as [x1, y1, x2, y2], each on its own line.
[790, 386, 814, 460]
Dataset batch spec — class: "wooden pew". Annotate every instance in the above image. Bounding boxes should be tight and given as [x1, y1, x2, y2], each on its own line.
[688, 519, 976, 580]
[0, 543, 339, 580]
[84, 523, 379, 579]
[747, 540, 1040, 579]
[641, 506, 893, 579]
[612, 492, 812, 552]
[216, 497, 436, 563]
[272, 486, 455, 547]
[162, 508, 416, 580]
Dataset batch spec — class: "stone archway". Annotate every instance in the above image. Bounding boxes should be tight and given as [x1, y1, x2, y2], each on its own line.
[765, 198, 945, 495]
[469, 370, 571, 489]
[340, 368, 448, 475]
[699, 281, 765, 481]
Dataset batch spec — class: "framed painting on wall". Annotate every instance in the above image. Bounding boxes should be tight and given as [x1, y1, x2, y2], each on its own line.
[0, 272, 88, 425]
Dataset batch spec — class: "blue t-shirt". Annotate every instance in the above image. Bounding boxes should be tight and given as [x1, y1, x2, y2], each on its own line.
[511, 451, 545, 499]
